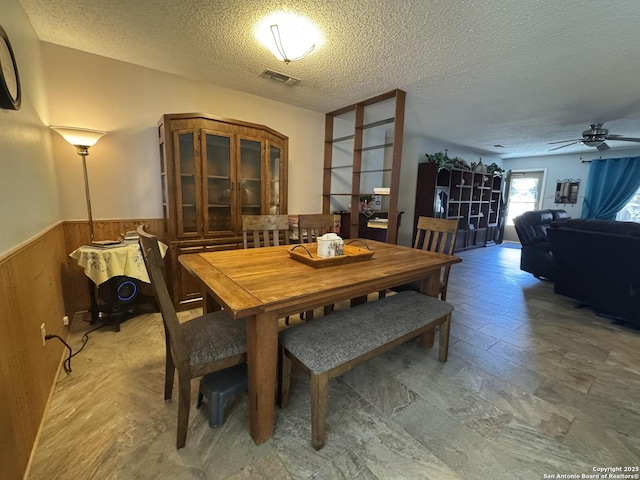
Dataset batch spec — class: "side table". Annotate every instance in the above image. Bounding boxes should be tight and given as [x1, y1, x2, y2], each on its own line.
[69, 241, 168, 331]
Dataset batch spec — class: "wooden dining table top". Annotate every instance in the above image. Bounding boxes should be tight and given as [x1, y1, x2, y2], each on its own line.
[178, 239, 462, 319]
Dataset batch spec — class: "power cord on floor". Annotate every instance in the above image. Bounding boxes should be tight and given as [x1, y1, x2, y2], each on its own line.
[45, 323, 105, 373]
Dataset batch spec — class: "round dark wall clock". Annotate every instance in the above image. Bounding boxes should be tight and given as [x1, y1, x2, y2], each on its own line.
[0, 25, 21, 110]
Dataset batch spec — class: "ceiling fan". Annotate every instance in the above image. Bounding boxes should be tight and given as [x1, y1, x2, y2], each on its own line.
[548, 123, 640, 152]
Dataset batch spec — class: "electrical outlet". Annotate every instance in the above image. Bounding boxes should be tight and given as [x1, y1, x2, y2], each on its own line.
[40, 323, 46, 346]
[63, 315, 69, 326]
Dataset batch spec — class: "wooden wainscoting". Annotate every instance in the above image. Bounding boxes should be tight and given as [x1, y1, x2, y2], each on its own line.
[0, 222, 68, 480]
[62, 219, 166, 317]
[0, 218, 166, 480]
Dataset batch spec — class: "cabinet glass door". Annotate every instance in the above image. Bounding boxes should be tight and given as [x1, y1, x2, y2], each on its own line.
[176, 131, 199, 236]
[239, 138, 262, 219]
[203, 131, 234, 236]
[269, 144, 281, 214]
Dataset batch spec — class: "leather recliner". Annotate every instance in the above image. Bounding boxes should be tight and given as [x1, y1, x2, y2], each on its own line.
[513, 209, 569, 280]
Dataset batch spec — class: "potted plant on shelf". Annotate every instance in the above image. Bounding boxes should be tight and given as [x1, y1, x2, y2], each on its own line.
[425, 150, 472, 171]
[425, 151, 452, 171]
[487, 162, 505, 175]
[359, 194, 377, 217]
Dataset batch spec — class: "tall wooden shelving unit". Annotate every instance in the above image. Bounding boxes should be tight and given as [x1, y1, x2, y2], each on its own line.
[414, 162, 503, 251]
[322, 90, 405, 243]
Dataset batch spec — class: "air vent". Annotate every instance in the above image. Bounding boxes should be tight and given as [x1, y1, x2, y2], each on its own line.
[260, 69, 300, 86]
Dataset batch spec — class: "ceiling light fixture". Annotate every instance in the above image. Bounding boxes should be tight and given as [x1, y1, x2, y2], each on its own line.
[255, 13, 322, 64]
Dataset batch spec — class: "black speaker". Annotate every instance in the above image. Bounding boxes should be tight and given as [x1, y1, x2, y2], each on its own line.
[89, 276, 157, 331]
[98, 276, 143, 307]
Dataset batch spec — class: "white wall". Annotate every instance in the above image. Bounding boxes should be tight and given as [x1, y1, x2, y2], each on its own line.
[502, 146, 640, 217]
[0, 0, 60, 256]
[41, 44, 325, 222]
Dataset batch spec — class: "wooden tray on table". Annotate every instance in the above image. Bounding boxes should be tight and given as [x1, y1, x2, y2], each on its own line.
[287, 241, 374, 268]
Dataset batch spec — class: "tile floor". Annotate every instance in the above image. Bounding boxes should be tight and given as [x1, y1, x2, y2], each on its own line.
[28, 244, 640, 479]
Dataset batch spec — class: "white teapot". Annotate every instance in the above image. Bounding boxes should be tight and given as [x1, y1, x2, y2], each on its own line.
[317, 233, 344, 258]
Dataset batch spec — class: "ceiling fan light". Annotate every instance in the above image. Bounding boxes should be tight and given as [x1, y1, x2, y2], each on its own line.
[550, 123, 640, 151]
[584, 123, 607, 137]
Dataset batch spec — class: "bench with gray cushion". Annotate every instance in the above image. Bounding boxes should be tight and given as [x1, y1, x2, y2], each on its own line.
[277, 290, 454, 450]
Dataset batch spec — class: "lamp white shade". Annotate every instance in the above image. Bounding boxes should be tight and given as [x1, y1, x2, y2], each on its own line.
[50, 126, 107, 147]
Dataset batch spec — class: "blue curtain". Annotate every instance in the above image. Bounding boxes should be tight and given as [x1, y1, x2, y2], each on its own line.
[581, 156, 640, 220]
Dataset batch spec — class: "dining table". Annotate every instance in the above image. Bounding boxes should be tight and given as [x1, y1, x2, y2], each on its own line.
[178, 239, 461, 445]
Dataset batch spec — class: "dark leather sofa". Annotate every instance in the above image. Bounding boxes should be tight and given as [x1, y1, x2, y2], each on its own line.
[513, 209, 569, 280]
[547, 219, 640, 328]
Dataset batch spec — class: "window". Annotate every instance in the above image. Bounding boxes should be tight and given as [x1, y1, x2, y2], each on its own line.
[616, 186, 640, 223]
[506, 172, 544, 226]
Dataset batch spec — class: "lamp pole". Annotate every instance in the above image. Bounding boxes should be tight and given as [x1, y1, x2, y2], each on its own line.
[76, 145, 95, 242]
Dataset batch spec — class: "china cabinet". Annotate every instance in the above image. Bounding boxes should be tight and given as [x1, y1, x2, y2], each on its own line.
[158, 113, 288, 307]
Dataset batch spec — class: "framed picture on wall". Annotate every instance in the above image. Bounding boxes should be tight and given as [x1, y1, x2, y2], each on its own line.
[555, 179, 580, 204]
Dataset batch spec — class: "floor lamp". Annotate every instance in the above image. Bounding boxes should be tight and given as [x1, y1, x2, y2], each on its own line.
[51, 126, 107, 242]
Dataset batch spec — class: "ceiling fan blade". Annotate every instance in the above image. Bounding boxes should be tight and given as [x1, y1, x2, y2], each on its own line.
[605, 136, 640, 142]
[548, 139, 582, 145]
[549, 141, 579, 151]
[596, 142, 611, 151]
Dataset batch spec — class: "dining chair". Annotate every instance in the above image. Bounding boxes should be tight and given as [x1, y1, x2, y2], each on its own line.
[242, 214, 290, 248]
[137, 225, 247, 449]
[394, 216, 459, 300]
[242, 214, 291, 324]
[296, 214, 336, 243]
[295, 214, 337, 320]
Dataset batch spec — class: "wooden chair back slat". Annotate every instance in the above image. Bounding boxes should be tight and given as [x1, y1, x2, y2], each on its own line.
[297, 214, 335, 243]
[242, 215, 290, 248]
[413, 217, 459, 300]
[414, 217, 458, 253]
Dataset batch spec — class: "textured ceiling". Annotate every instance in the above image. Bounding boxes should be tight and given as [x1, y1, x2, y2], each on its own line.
[19, 0, 640, 158]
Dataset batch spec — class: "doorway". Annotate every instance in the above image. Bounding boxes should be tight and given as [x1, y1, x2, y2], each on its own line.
[503, 170, 546, 242]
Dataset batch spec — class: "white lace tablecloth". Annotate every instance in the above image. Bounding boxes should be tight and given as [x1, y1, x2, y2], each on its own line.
[69, 241, 168, 285]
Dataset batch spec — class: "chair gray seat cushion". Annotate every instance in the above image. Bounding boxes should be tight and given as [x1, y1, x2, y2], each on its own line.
[182, 311, 246, 366]
[279, 291, 453, 375]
